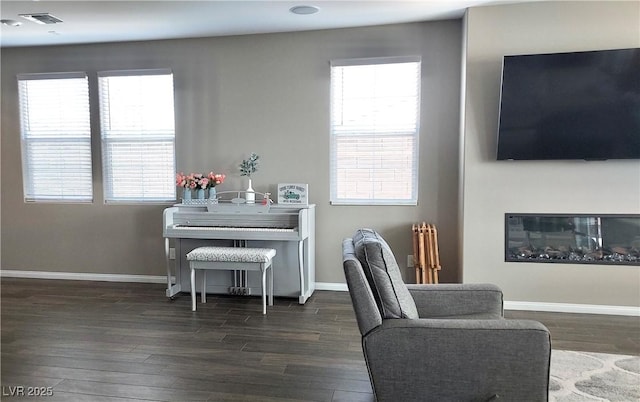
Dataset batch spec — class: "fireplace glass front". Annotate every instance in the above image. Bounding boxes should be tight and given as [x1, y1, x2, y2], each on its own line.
[505, 214, 640, 265]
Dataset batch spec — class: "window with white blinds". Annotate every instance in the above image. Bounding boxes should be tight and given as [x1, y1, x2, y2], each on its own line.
[98, 70, 176, 203]
[18, 73, 93, 202]
[330, 57, 421, 205]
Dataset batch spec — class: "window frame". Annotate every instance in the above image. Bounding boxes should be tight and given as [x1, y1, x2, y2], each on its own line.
[17, 72, 93, 203]
[329, 56, 421, 206]
[97, 69, 177, 204]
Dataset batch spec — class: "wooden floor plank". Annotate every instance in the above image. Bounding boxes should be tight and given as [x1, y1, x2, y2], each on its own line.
[52, 379, 212, 401]
[1, 354, 167, 375]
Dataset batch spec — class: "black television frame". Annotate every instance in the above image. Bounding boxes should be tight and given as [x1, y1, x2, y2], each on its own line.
[496, 48, 640, 161]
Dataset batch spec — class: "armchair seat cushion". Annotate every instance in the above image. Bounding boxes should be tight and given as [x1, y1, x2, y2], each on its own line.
[353, 228, 418, 319]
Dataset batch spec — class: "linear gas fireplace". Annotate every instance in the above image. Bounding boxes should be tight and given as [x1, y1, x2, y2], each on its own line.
[505, 214, 640, 266]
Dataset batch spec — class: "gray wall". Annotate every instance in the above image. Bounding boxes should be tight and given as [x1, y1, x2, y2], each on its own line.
[461, 1, 640, 306]
[1, 21, 463, 284]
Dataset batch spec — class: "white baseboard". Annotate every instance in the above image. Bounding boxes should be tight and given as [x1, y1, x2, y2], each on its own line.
[2, 272, 637, 316]
[315, 282, 348, 291]
[504, 301, 640, 317]
[0, 269, 169, 284]
[316, 281, 639, 317]
[1, 271, 347, 291]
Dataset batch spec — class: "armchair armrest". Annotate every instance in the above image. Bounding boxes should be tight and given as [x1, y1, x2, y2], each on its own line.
[363, 318, 550, 402]
[406, 283, 503, 319]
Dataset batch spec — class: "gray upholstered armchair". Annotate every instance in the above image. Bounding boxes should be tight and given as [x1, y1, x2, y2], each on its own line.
[343, 229, 551, 402]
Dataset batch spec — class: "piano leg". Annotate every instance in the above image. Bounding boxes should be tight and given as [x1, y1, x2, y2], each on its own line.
[165, 237, 182, 299]
[298, 240, 305, 304]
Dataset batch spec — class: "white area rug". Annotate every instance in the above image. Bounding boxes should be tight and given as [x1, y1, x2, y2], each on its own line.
[550, 350, 640, 401]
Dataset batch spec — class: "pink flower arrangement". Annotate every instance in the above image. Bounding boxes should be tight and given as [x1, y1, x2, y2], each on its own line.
[175, 172, 190, 188]
[207, 172, 226, 187]
[176, 172, 225, 190]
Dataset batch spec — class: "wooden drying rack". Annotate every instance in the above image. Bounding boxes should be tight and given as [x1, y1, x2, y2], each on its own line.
[412, 223, 441, 284]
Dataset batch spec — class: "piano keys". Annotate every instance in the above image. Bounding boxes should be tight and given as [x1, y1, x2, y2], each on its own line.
[163, 203, 315, 304]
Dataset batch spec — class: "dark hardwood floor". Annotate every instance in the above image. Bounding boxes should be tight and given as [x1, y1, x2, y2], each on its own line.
[505, 309, 640, 356]
[1, 278, 638, 401]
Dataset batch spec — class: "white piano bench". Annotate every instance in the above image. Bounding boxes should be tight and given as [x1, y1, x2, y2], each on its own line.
[186, 246, 276, 314]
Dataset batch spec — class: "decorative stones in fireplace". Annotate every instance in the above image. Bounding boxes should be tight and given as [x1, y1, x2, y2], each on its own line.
[505, 214, 640, 266]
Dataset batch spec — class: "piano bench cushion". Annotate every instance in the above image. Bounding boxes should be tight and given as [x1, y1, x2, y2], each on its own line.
[187, 247, 276, 263]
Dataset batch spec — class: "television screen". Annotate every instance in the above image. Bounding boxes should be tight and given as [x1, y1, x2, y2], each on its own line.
[497, 48, 640, 160]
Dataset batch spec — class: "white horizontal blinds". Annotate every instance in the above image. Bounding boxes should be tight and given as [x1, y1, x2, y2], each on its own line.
[330, 57, 421, 205]
[17, 73, 93, 202]
[98, 70, 176, 202]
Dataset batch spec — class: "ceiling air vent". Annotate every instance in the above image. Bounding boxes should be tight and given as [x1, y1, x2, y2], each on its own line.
[19, 13, 63, 25]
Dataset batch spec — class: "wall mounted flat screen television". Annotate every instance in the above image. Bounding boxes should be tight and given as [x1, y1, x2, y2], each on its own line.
[497, 48, 640, 160]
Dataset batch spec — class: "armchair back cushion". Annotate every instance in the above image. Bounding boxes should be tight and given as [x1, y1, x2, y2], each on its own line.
[352, 229, 418, 319]
[343, 239, 383, 335]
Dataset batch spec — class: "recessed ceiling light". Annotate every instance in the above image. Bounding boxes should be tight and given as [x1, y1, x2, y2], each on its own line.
[290, 5, 320, 15]
[1, 19, 22, 27]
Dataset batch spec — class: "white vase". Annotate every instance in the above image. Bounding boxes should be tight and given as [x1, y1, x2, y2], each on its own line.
[246, 178, 255, 204]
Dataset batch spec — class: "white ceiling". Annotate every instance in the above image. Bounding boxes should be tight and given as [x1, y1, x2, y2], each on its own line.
[0, 0, 517, 48]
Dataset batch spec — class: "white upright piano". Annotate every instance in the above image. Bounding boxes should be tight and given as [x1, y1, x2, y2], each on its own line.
[163, 202, 315, 304]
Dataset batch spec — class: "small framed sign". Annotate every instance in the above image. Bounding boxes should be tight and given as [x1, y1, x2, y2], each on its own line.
[277, 183, 308, 205]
